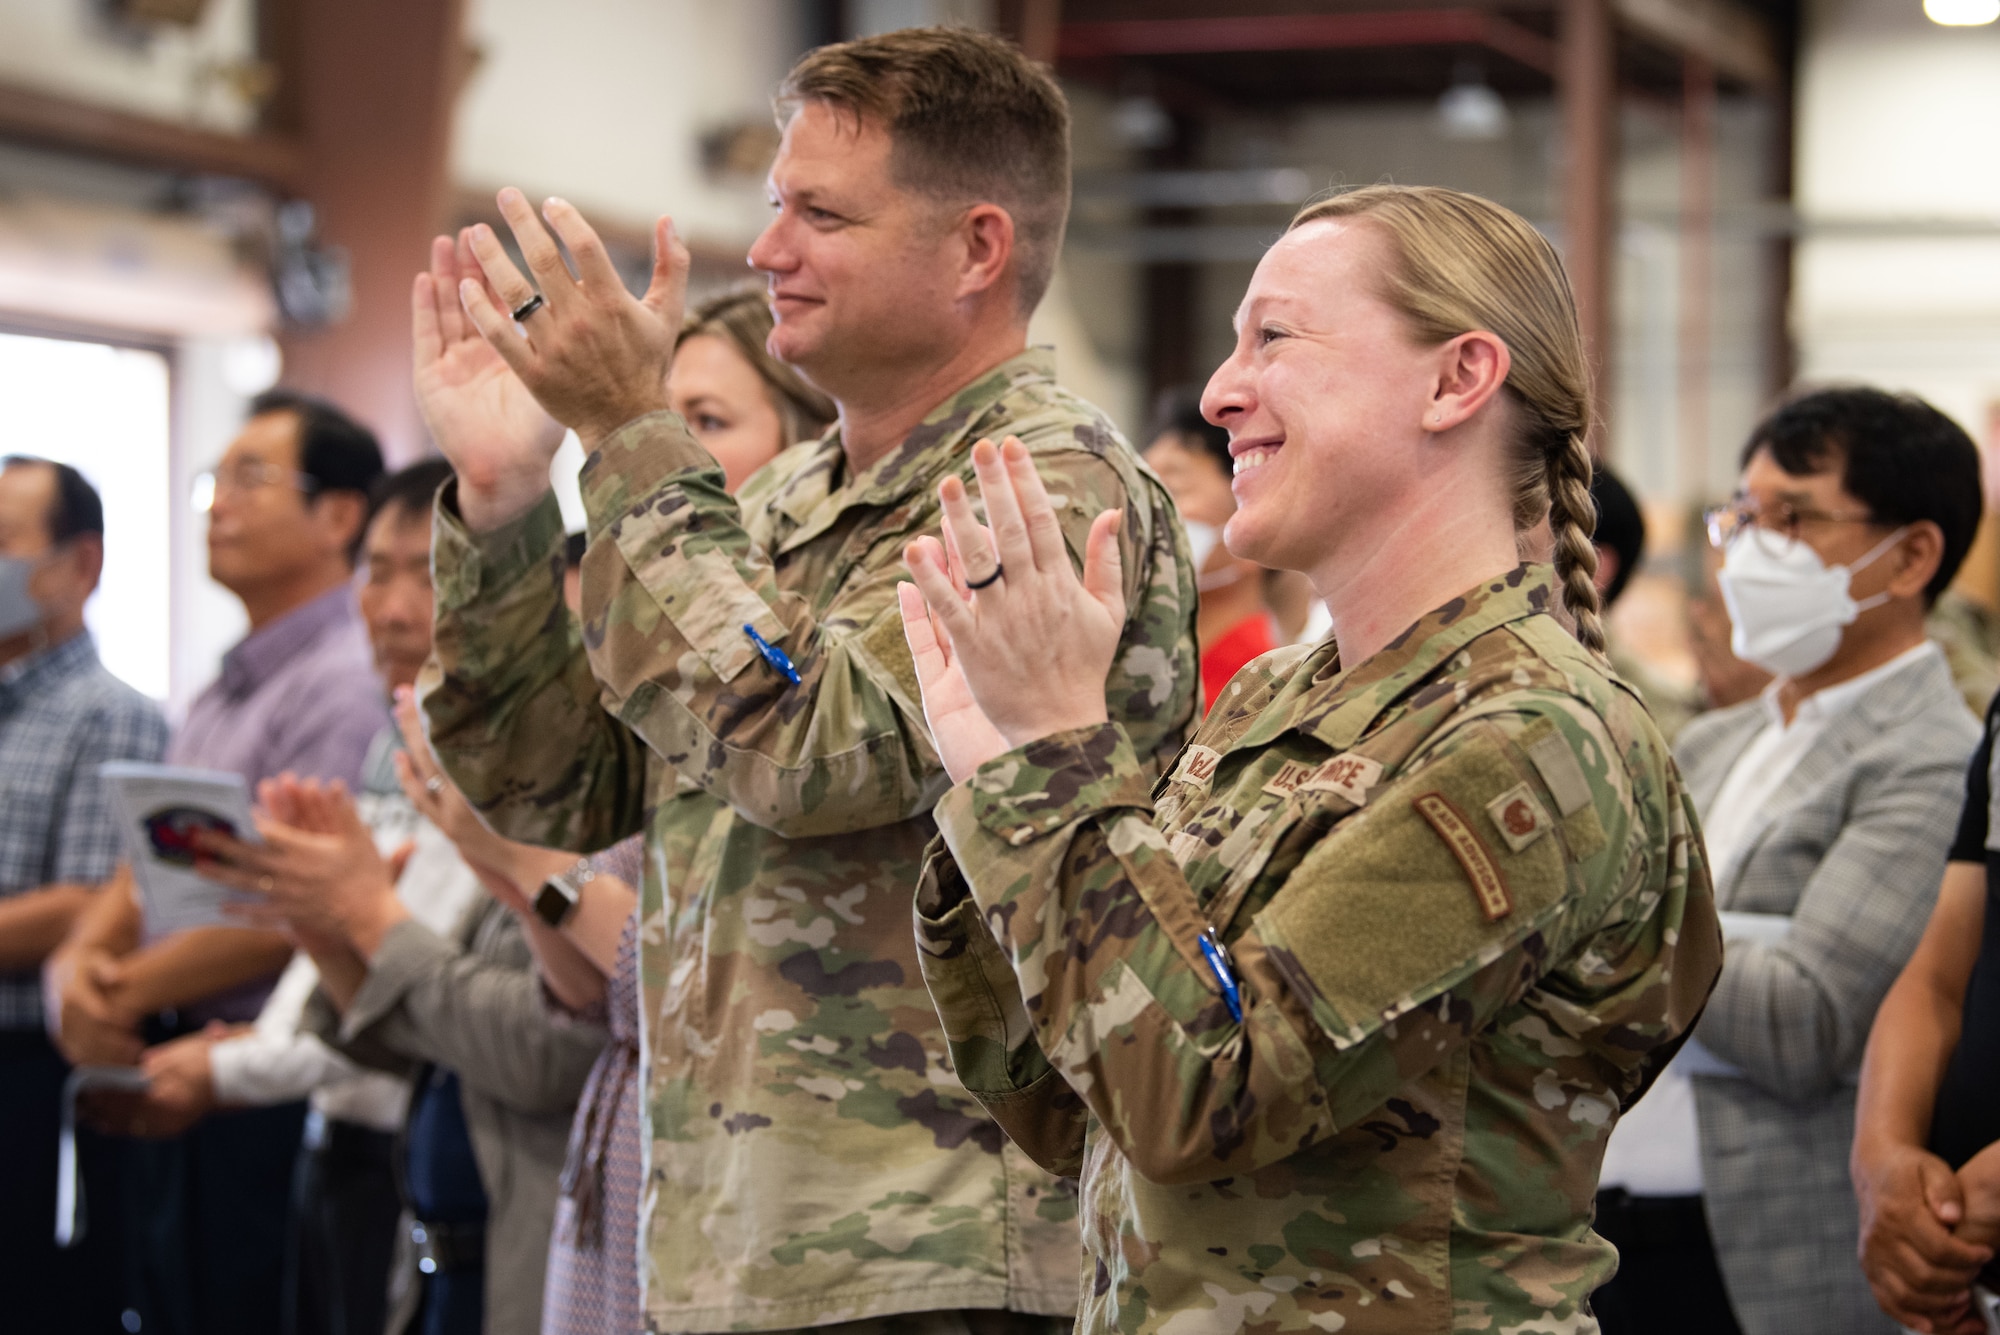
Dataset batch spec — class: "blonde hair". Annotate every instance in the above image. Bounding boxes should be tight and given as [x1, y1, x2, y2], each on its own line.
[1288, 185, 1604, 654]
[679, 285, 837, 449]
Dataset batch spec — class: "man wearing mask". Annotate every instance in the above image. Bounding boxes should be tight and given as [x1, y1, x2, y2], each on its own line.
[414, 26, 1198, 1335]
[0, 458, 168, 1334]
[1594, 387, 1984, 1335]
[46, 390, 386, 1335]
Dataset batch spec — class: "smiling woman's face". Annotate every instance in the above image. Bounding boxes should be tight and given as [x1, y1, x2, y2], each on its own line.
[669, 332, 789, 494]
[1199, 219, 1444, 578]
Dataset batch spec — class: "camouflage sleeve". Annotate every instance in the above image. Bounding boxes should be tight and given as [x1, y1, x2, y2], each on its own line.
[421, 485, 650, 851]
[922, 705, 1714, 1187]
[574, 410, 1187, 838]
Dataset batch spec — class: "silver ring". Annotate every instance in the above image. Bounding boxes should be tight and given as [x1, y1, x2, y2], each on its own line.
[510, 292, 546, 322]
[965, 562, 1004, 591]
[425, 775, 445, 795]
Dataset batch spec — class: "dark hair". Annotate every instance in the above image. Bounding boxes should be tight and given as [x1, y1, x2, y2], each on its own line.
[1148, 386, 1231, 474]
[1589, 465, 1644, 608]
[1740, 386, 1984, 605]
[249, 389, 385, 561]
[367, 457, 454, 531]
[1, 456, 104, 545]
[779, 27, 1071, 315]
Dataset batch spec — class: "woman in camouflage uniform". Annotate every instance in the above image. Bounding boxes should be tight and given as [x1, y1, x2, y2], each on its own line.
[895, 185, 1723, 1335]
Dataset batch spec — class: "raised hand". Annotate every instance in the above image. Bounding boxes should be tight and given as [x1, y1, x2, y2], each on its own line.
[458, 189, 690, 452]
[900, 437, 1125, 773]
[412, 229, 566, 531]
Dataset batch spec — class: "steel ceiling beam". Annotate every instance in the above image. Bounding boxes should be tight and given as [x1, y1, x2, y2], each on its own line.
[1058, 11, 1563, 78]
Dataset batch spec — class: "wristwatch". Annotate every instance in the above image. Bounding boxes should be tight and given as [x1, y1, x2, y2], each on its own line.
[533, 858, 595, 929]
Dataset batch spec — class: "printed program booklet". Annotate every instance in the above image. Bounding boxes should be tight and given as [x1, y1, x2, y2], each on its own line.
[100, 761, 261, 937]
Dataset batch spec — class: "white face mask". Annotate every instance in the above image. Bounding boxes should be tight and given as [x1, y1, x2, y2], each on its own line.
[1717, 525, 1907, 678]
[1183, 520, 1221, 575]
[1182, 520, 1249, 593]
[0, 552, 51, 641]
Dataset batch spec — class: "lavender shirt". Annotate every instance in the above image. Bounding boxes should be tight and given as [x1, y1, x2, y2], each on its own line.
[160, 585, 385, 1019]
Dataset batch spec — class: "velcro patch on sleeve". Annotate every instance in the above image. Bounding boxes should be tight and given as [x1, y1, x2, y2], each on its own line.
[1414, 792, 1514, 921]
[1484, 782, 1552, 853]
[1526, 730, 1593, 817]
[1172, 745, 1223, 791]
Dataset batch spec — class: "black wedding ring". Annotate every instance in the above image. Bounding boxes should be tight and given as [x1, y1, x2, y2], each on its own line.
[510, 293, 546, 322]
[965, 563, 1004, 591]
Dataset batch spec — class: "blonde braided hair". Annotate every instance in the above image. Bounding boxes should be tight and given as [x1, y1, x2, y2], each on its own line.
[1288, 186, 1605, 654]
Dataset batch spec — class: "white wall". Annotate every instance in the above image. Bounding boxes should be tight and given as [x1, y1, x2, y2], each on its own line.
[453, 0, 806, 249]
[1793, 0, 2000, 439]
[0, 0, 260, 132]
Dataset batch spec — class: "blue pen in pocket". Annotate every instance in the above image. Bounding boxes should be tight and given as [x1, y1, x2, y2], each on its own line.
[1198, 928, 1244, 1023]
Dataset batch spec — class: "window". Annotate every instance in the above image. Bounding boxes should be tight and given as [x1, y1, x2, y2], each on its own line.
[0, 330, 172, 700]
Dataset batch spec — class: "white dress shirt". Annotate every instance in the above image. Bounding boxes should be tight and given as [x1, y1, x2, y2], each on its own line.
[1599, 640, 1942, 1196]
[207, 788, 483, 1130]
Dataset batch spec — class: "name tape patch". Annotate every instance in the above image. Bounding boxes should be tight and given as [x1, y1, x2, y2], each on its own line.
[1413, 791, 1515, 922]
[1484, 782, 1551, 853]
[1173, 746, 1223, 791]
[1262, 760, 1314, 800]
[1299, 753, 1385, 806]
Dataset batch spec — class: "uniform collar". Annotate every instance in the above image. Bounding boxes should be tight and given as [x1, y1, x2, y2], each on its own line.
[764, 348, 1058, 553]
[1237, 564, 1560, 755]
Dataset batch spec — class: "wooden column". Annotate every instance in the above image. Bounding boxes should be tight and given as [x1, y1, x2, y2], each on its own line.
[269, 0, 467, 462]
[1678, 54, 1715, 502]
[1560, 0, 1617, 454]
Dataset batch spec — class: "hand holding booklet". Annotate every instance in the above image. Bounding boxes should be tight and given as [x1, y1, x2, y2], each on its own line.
[99, 761, 261, 937]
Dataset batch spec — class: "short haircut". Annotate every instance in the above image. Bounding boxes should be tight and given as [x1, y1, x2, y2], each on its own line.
[249, 389, 385, 561]
[1, 456, 104, 545]
[1148, 386, 1231, 474]
[1741, 386, 1984, 605]
[368, 457, 454, 532]
[1589, 465, 1644, 608]
[778, 26, 1071, 316]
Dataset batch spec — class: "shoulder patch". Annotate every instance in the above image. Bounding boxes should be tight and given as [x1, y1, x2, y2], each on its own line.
[1414, 792, 1515, 921]
[1484, 782, 1552, 853]
[1525, 731, 1593, 817]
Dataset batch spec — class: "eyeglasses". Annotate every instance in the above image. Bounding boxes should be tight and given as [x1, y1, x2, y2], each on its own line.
[190, 460, 320, 513]
[1702, 497, 1881, 557]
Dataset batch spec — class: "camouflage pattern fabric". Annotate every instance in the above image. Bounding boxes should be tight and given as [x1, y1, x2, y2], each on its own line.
[421, 348, 1200, 1332]
[914, 566, 1722, 1335]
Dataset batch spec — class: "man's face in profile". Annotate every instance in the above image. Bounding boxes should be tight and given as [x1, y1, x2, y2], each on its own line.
[748, 100, 966, 388]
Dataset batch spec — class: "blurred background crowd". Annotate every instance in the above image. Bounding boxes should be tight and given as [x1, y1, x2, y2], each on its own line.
[0, 1, 1997, 1334]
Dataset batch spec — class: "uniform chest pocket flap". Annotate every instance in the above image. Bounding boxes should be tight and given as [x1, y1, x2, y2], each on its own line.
[1252, 721, 1601, 1047]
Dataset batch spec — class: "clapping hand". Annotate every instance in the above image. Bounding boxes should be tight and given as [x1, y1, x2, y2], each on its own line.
[462, 191, 688, 442]
[898, 437, 1125, 784]
[202, 776, 413, 958]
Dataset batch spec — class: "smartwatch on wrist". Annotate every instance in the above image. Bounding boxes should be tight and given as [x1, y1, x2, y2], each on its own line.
[533, 858, 595, 929]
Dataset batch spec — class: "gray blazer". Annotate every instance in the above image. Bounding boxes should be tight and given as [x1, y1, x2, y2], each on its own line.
[317, 894, 606, 1335]
[1673, 648, 1976, 1335]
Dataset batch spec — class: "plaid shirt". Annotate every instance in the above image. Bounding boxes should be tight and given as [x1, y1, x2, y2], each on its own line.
[0, 632, 168, 1029]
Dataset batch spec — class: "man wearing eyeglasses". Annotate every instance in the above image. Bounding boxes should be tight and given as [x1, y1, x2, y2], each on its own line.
[45, 389, 386, 1335]
[1593, 387, 1984, 1335]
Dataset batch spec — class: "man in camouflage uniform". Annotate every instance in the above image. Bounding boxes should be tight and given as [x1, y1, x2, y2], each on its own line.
[914, 564, 1722, 1333]
[410, 27, 1198, 1335]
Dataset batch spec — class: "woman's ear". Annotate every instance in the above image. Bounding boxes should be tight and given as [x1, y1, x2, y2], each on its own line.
[1424, 330, 1512, 435]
